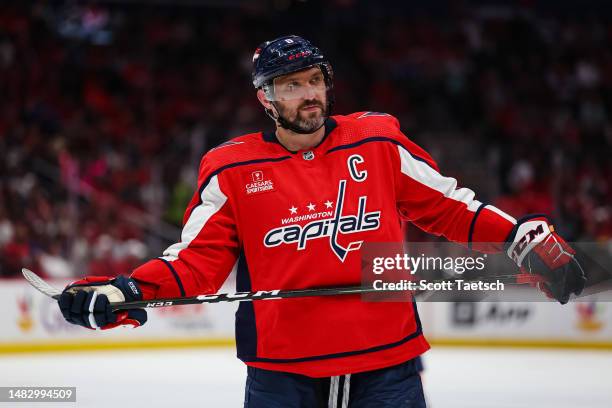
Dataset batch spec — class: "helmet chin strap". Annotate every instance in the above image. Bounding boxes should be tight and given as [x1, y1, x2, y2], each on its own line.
[265, 103, 327, 135]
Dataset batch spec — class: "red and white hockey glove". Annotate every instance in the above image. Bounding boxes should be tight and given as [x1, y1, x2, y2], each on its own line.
[58, 276, 147, 330]
[506, 215, 586, 304]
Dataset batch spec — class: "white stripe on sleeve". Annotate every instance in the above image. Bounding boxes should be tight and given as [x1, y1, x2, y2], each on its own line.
[398, 146, 482, 212]
[485, 204, 517, 224]
[161, 175, 228, 262]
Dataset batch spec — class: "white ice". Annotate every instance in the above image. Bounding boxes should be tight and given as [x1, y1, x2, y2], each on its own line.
[1, 347, 611, 407]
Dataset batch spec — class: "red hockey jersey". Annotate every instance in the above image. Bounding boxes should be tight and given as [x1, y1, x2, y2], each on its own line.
[131, 112, 516, 377]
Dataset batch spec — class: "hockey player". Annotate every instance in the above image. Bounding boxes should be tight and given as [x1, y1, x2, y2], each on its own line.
[58, 36, 585, 407]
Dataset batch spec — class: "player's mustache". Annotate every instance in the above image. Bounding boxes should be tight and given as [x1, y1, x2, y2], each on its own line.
[299, 100, 324, 110]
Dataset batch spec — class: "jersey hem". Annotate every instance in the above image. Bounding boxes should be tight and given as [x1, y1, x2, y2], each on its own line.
[244, 334, 430, 378]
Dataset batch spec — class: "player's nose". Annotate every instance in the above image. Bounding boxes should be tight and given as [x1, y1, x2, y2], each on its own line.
[303, 85, 317, 100]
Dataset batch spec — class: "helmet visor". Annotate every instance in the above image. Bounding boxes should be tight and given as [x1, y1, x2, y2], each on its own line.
[263, 66, 330, 102]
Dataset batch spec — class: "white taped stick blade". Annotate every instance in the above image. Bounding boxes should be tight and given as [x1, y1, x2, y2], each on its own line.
[22, 268, 62, 299]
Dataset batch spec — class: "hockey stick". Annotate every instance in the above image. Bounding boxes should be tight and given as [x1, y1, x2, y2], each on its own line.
[22, 268, 62, 299]
[23, 268, 522, 311]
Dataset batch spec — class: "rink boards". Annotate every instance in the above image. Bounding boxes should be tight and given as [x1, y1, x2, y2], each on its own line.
[2, 279, 612, 353]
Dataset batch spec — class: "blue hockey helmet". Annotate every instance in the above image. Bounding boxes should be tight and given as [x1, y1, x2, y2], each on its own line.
[252, 35, 334, 133]
[252, 35, 333, 89]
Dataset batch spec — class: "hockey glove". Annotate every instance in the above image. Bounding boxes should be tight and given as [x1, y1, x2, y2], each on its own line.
[58, 276, 147, 329]
[506, 215, 586, 304]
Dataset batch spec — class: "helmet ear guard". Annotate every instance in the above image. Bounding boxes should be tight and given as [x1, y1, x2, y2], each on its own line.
[319, 61, 335, 118]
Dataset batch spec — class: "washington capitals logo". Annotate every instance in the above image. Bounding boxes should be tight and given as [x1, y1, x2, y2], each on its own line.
[263, 180, 381, 261]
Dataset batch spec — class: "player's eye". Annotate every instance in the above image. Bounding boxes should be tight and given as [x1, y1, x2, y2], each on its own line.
[286, 81, 300, 92]
[310, 75, 323, 85]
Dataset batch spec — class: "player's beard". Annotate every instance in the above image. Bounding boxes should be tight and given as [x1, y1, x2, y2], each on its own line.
[275, 98, 327, 134]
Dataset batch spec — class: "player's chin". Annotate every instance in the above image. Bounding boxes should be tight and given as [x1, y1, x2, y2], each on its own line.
[299, 116, 324, 131]
[298, 109, 323, 123]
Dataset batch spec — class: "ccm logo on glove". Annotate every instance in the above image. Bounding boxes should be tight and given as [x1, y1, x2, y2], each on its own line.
[508, 220, 548, 266]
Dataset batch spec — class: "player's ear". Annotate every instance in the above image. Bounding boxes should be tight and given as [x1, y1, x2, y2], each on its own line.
[257, 89, 274, 111]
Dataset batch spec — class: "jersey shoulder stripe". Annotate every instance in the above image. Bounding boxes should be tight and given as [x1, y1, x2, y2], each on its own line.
[341, 111, 399, 130]
[204, 132, 284, 168]
[196, 132, 291, 190]
[188, 132, 291, 220]
[330, 113, 439, 171]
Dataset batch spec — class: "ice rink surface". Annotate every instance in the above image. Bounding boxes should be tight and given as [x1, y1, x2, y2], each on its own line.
[1, 347, 611, 407]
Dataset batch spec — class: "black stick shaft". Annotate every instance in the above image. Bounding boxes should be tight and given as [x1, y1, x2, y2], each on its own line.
[111, 275, 520, 311]
[112, 285, 374, 310]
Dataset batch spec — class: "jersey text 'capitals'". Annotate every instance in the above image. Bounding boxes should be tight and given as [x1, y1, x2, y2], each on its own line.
[263, 180, 381, 262]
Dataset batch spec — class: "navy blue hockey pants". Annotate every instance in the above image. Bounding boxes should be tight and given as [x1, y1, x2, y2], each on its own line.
[243, 357, 426, 408]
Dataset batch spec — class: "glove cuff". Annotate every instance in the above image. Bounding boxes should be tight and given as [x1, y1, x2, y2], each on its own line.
[111, 276, 143, 302]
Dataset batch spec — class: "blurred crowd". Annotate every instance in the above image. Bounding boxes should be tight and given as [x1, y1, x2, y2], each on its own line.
[1, 1, 611, 278]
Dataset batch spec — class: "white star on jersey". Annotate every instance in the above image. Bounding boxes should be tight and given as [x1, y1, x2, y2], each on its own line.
[307, 203, 316, 212]
[324, 200, 333, 209]
[289, 206, 298, 214]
